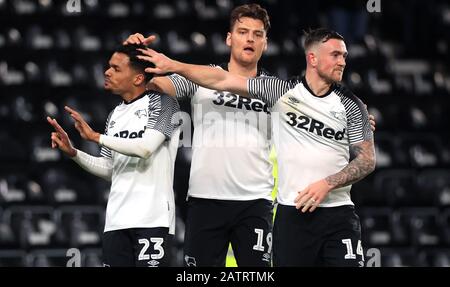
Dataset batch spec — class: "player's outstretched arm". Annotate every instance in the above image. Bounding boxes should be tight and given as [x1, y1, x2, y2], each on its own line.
[294, 140, 376, 213]
[137, 48, 249, 96]
[147, 77, 177, 97]
[99, 129, 165, 160]
[47, 116, 112, 180]
[65, 106, 165, 159]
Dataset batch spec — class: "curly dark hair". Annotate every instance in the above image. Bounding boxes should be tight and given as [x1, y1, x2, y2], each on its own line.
[116, 44, 155, 82]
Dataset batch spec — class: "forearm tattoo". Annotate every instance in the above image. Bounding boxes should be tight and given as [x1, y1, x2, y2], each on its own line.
[326, 141, 376, 189]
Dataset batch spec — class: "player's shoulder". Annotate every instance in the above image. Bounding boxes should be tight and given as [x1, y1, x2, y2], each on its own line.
[145, 90, 174, 101]
[289, 75, 304, 85]
[333, 83, 362, 104]
[279, 75, 303, 89]
[146, 90, 180, 109]
[257, 67, 273, 77]
[108, 100, 123, 115]
[210, 63, 226, 70]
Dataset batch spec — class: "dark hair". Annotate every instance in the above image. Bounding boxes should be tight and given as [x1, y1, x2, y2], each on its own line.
[303, 28, 345, 51]
[230, 4, 271, 33]
[115, 44, 154, 82]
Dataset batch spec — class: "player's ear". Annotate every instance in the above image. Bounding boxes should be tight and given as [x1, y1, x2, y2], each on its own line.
[226, 32, 232, 47]
[308, 51, 317, 67]
[134, 74, 145, 86]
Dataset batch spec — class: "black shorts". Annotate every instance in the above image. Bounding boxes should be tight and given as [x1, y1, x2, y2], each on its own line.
[102, 227, 171, 267]
[273, 204, 364, 267]
[183, 197, 273, 267]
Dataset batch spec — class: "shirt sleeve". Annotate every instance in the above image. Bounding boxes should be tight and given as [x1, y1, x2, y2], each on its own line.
[99, 129, 166, 159]
[247, 76, 292, 108]
[147, 93, 182, 139]
[72, 149, 113, 181]
[167, 73, 199, 101]
[342, 94, 374, 145]
[100, 110, 114, 159]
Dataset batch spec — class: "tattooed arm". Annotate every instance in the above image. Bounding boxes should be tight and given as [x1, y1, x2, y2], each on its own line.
[326, 140, 376, 188]
[294, 140, 376, 212]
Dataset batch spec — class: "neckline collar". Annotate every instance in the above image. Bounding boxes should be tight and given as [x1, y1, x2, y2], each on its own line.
[123, 91, 147, 105]
[301, 76, 336, 98]
[219, 62, 267, 77]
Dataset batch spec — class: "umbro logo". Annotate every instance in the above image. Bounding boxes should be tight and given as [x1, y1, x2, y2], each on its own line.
[135, 109, 148, 119]
[287, 96, 300, 105]
[147, 260, 160, 267]
[109, 121, 115, 129]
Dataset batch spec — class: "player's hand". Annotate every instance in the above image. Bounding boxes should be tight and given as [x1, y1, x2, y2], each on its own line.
[64, 106, 100, 143]
[363, 104, 376, 132]
[136, 48, 176, 75]
[47, 116, 77, 157]
[123, 33, 156, 46]
[294, 179, 332, 213]
[369, 114, 376, 132]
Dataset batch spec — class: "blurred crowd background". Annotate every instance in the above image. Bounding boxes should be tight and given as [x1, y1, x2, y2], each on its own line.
[0, 0, 449, 266]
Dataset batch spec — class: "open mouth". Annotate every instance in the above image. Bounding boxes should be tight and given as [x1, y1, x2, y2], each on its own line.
[243, 47, 255, 52]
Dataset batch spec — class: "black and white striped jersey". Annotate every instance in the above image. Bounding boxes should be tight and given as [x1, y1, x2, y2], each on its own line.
[100, 91, 181, 233]
[168, 64, 274, 201]
[248, 76, 373, 207]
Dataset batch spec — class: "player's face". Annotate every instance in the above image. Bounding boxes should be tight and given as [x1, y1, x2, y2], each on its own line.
[227, 17, 267, 66]
[104, 52, 137, 94]
[316, 39, 347, 84]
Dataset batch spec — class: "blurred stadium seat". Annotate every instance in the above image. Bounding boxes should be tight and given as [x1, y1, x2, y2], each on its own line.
[373, 169, 419, 207]
[82, 248, 103, 267]
[419, 248, 450, 267]
[380, 247, 426, 267]
[0, 250, 27, 267]
[54, 206, 104, 248]
[25, 248, 68, 267]
[3, 206, 56, 249]
[1, 0, 449, 266]
[360, 207, 393, 247]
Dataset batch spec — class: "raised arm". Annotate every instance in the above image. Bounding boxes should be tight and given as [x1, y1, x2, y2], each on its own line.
[137, 48, 249, 96]
[64, 106, 165, 159]
[122, 33, 177, 97]
[47, 116, 112, 181]
[147, 77, 176, 97]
